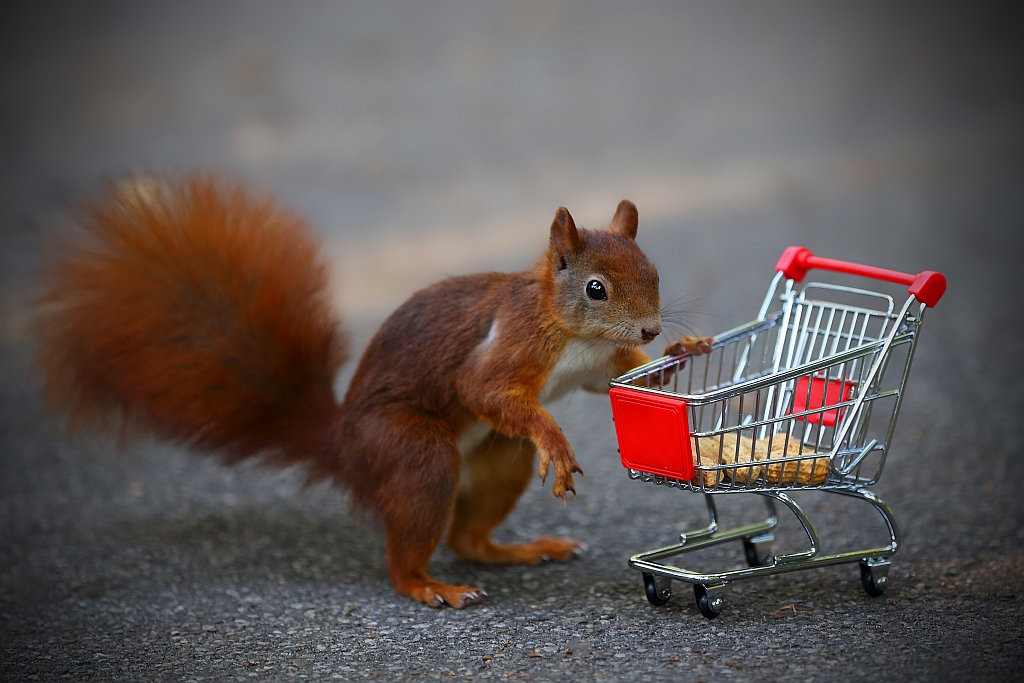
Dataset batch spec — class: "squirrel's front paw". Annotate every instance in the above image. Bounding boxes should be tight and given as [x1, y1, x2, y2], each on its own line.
[538, 439, 583, 502]
[665, 334, 713, 357]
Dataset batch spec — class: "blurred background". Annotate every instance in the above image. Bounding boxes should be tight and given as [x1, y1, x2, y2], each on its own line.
[1, 2, 1023, 679]
[3, 1, 1021, 344]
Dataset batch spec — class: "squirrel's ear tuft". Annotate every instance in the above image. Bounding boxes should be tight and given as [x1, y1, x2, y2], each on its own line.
[609, 199, 638, 240]
[549, 206, 583, 262]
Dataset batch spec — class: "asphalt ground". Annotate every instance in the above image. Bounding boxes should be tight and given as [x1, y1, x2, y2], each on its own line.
[2, 3, 1023, 681]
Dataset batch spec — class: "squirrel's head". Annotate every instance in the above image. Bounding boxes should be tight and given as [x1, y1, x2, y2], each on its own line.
[546, 200, 661, 347]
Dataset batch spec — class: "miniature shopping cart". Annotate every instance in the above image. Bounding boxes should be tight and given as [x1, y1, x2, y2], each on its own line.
[609, 247, 946, 619]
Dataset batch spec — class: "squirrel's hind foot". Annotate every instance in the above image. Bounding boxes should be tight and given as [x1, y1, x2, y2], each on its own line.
[397, 580, 486, 609]
[449, 535, 580, 565]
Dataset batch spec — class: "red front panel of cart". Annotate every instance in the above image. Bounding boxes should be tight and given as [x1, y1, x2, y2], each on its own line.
[609, 387, 693, 480]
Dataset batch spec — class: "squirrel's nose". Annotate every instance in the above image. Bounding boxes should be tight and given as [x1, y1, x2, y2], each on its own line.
[640, 327, 660, 343]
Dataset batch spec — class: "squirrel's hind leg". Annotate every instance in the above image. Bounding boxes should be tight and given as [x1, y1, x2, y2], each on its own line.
[447, 429, 580, 564]
[360, 409, 483, 609]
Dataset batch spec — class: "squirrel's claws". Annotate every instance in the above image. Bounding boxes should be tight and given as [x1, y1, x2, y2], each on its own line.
[666, 334, 715, 358]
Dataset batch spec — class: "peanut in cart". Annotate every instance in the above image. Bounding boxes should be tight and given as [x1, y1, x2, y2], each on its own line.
[609, 246, 946, 619]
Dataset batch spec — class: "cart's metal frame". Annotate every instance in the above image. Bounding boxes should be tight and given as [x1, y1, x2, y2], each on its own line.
[611, 268, 930, 618]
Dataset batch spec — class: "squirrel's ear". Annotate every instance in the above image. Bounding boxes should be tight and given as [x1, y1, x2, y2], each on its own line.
[609, 199, 638, 240]
[549, 206, 583, 263]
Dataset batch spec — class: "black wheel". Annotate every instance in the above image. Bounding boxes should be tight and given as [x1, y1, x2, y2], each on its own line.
[693, 584, 723, 619]
[643, 573, 672, 606]
[742, 538, 768, 567]
[860, 561, 887, 596]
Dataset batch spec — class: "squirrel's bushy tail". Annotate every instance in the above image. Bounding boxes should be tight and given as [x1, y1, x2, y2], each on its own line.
[35, 176, 347, 480]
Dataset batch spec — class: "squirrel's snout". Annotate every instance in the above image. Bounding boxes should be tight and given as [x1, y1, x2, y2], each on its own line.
[638, 314, 662, 343]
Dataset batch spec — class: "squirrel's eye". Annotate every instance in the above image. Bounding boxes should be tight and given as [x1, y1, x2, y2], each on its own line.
[586, 280, 608, 301]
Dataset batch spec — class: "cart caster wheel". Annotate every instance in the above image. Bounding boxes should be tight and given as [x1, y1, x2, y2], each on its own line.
[694, 583, 725, 619]
[643, 573, 672, 606]
[860, 560, 890, 596]
[742, 533, 775, 567]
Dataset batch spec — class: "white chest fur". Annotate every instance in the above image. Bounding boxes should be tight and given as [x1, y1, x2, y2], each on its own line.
[538, 338, 618, 404]
[457, 334, 618, 470]
[470, 320, 619, 405]
[457, 337, 617, 467]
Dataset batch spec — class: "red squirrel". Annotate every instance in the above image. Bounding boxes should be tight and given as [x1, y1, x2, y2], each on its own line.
[35, 177, 711, 608]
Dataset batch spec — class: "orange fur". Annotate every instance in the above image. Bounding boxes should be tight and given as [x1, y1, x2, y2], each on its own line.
[35, 180, 710, 608]
[35, 178, 346, 479]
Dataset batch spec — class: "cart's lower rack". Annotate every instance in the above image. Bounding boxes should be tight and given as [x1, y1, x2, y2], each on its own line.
[626, 465, 871, 493]
[629, 486, 900, 619]
[627, 468, 850, 492]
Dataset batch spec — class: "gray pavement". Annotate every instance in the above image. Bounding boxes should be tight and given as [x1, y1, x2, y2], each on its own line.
[2, 2, 1023, 681]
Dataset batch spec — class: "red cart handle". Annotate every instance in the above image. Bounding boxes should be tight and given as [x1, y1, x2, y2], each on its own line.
[776, 246, 946, 307]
